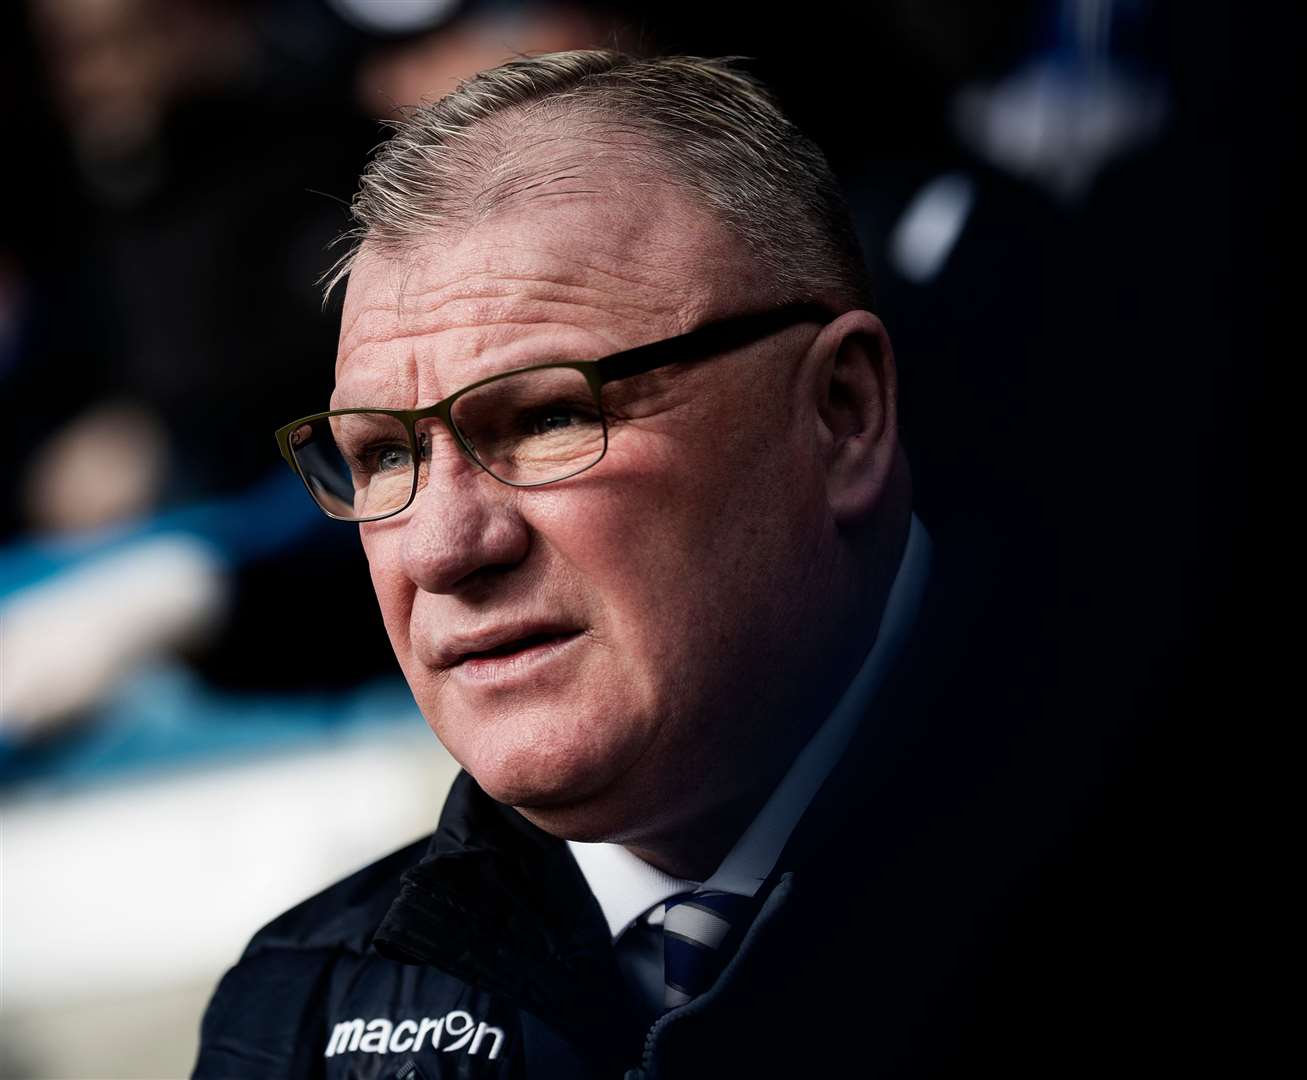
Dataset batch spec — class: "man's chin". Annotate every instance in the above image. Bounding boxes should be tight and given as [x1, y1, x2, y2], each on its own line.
[510, 800, 632, 844]
[434, 705, 661, 839]
[474, 766, 644, 844]
[470, 759, 607, 811]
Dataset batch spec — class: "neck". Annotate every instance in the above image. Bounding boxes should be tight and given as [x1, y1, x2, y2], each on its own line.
[623, 485, 915, 884]
[622, 774, 786, 881]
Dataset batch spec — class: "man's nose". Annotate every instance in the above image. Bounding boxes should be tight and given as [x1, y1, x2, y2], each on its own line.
[398, 443, 531, 594]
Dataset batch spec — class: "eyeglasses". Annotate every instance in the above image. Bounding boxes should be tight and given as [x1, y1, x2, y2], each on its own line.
[275, 302, 831, 523]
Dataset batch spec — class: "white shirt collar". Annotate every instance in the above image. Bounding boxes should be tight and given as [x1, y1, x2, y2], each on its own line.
[567, 837, 700, 939]
[569, 513, 932, 939]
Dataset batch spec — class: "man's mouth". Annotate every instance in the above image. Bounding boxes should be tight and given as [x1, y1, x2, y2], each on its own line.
[457, 630, 581, 665]
[438, 623, 586, 672]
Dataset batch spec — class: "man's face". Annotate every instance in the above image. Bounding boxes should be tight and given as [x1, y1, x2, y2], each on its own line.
[335, 173, 842, 847]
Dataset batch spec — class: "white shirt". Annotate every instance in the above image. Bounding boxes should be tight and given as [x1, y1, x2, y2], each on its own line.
[567, 514, 933, 1010]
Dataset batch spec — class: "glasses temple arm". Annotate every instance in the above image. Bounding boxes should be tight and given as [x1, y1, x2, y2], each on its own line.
[594, 302, 831, 384]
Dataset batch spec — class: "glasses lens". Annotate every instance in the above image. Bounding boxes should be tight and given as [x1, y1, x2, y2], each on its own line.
[449, 366, 606, 485]
[289, 411, 415, 521]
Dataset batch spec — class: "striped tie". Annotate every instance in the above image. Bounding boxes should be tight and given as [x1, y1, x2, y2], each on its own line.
[662, 889, 757, 1010]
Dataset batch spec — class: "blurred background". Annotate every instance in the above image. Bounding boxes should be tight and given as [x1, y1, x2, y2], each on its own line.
[0, 1, 1274, 1076]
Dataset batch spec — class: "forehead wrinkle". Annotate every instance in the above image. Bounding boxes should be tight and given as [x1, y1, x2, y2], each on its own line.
[382, 231, 703, 341]
[336, 175, 768, 404]
[337, 288, 583, 372]
[337, 297, 397, 375]
[338, 292, 679, 412]
[331, 342, 416, 410]
[346, 164, 743, 332]
[403, 297, 656, 397]
[398, 263, 688, 347]
[336, 247, 428, 376]
[351, 274, 667, 360]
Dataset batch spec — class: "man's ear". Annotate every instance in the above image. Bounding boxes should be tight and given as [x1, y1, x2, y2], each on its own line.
[806, 311, 899, 524]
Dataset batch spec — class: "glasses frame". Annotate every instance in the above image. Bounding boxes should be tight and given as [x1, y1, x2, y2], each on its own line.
[275, 302, 833, 522]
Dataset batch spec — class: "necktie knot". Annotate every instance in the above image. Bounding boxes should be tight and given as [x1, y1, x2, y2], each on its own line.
[662, 889, 757, 1010]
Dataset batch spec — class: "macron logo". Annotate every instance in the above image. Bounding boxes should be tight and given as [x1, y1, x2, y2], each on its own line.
[324, 1010, 504, 1060]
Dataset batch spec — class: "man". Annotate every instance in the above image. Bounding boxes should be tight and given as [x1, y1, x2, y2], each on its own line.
[195, 51, 1148, 1079]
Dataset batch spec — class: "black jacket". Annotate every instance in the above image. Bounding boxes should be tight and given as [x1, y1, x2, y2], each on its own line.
[194, 767, 634, 1079]
[194, 529, 1201, 1079]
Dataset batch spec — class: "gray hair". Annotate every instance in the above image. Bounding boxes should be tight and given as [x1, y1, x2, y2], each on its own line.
[324, 50, 872, 310]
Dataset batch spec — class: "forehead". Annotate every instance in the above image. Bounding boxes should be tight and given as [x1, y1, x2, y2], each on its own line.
[333, 174, 767, 407]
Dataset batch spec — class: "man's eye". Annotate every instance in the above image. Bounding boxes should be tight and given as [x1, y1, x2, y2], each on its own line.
[522, 404, 600, 437]
[376, 445, 413, 471]
[351, 443, 413, 476]
[531, 410, 578, 434]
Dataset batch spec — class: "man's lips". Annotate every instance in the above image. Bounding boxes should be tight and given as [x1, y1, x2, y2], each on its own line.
[435, 623, 584, 670]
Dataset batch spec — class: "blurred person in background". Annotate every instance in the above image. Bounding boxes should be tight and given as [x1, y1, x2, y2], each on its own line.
[1, 0, 383, 749]
[1, 0, 615, 759]
[193, 46, 1231, 1079]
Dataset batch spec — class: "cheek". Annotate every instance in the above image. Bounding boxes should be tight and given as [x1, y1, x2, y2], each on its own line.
[360, 526, 414, 651]
[610, 412, 826, 654]
[536, 445, 773, 661]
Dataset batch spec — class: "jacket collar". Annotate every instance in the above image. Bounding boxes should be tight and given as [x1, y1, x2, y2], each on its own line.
[372, 770, 643, 1066]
